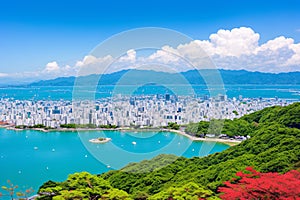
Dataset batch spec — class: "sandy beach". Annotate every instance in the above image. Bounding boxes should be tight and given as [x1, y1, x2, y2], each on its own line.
[167, 129, 242, 146]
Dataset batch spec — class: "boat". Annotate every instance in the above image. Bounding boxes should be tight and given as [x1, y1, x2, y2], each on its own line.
[132, 141, 137, 145]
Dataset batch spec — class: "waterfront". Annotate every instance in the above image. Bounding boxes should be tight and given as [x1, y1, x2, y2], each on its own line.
[0, 128, 229, 194]
[0, 93, 294, 129]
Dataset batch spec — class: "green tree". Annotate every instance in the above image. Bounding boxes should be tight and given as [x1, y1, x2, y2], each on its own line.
[167, 122, 180, 130]
[101, 188, 132, 200]
[149, 182, 218, 200]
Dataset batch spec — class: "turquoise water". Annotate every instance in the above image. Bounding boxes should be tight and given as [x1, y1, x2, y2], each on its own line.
[0, 85, 300, 100]
[0, 128, 229, 196]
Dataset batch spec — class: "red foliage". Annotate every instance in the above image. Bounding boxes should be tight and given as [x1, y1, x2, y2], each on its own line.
[218, 167, 300, 200]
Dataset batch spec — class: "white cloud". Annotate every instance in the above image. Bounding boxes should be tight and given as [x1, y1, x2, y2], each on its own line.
[284, 43, 300, 66]
[0, 73, 8, 77]
[118, 49, 136, 62]
[256, 36, 294, 52]
[76, 55, 114, 76]
[76, 55, 98, 67]
[204, 27, 260, 57]
[152, 27, 300, 72]
[44, 61, 60, 72]
[72, 27, 300, 74]
[148, 48, 179, 64]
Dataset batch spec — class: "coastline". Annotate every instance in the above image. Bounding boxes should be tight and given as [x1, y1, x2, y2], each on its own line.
[166, 129, 242, 146]
[0, 125, 242, 146]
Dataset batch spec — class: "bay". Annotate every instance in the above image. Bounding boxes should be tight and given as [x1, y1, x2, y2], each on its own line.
[0, 128, 229, 195]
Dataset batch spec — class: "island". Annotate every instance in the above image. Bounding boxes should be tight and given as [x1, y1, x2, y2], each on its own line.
[89, 137, 112, 143]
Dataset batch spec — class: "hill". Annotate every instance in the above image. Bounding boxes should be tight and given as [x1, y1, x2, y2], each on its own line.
[28, 69, 300, 86]
[37, 103, 300, 199]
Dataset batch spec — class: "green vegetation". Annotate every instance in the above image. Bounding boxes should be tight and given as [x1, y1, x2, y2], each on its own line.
[186, 118, 255, 137]
[121, 154, 178, 173]
[59, 124, 77, 128]
[165, 122, 180, 130]
[38, 103, 300, 199]
[98, 124, 118, 129]
[15, 124, 53, 130]
[38, 172, 130, 200]
[232, 110, 238, 116]
[148, 182, 218, 200]
[60, 124, 118, 129]
[14, 123, 119, 131]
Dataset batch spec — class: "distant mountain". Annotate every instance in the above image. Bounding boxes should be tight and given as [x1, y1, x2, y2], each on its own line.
[0, 77, 33, 87]
[28, 69, 300, 86]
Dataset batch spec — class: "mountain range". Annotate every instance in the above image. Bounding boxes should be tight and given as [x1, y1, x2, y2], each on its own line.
[27, 69, 300, 87]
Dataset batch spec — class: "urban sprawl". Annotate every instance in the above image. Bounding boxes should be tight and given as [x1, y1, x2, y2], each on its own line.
[0, 94, 294, 128]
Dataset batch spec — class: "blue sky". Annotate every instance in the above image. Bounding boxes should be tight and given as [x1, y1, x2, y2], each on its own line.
[0, 0, 300, 79]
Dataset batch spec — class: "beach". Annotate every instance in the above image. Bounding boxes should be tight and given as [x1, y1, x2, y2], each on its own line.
[166, 129, 242, 146]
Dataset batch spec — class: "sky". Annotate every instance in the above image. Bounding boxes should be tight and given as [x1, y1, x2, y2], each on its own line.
[0, 0, 300, 82]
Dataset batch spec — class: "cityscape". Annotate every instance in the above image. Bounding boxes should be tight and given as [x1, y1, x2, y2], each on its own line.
[0, 94, 292, 128]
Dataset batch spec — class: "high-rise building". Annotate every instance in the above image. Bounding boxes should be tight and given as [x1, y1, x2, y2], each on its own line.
[165, 94, 170, 101]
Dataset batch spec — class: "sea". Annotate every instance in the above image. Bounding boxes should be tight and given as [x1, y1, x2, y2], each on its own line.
[0, 84, 299, 198]
[0, 85, 299, 100]
[0, 129, 229, 197]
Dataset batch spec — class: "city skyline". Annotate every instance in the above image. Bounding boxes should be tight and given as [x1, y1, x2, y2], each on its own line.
[0, 94, 292, 129]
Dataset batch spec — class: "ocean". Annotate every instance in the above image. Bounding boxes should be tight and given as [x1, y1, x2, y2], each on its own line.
[0, 85, 299, 100]
[0, 128, 228, 196]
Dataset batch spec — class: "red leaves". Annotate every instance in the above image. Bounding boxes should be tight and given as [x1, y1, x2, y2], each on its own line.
[218, 167, 300, 200]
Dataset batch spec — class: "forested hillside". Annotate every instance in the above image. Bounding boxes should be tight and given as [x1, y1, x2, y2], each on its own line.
[37, 103, 300, 199]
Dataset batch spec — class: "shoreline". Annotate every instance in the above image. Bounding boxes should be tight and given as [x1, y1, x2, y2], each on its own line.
[167, 129, 242, 146]
[0, 125, 242, 146]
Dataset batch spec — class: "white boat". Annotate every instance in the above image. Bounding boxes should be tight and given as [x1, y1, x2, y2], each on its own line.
[132, 141, 137, 145]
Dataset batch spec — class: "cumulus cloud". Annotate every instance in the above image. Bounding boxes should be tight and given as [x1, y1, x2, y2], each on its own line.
[71, 27, 300, 74]
[148, 47, 180, 64]
[119, 49, 136, 62]
[75, 55, 114, 76]
[11, 26, 300, 82]
[164, 27, 300, 72]
[206, 27, 260, 57]
[44, 61, 60, 72]
[284, 43, 300, 67]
